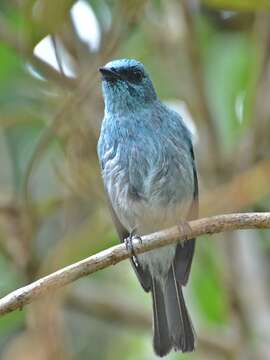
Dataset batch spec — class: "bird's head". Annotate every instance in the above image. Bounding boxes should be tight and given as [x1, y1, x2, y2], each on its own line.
[99, 59, 157, 114]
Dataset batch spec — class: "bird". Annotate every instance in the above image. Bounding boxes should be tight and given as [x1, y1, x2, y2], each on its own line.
[97, 59, 198, 357]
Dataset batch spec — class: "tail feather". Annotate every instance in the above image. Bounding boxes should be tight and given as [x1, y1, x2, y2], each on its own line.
[164, 264, 195, 352]
[151, 279, 172, 357]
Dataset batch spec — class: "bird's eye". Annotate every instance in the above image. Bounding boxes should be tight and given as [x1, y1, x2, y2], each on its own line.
[130, 70, 144, 82]
[122, 68, 144, 83]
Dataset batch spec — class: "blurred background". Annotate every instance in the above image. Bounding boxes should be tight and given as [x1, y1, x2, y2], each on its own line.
[0, 0, 270, 359]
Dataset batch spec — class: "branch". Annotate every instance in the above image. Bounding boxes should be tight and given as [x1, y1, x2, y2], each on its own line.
[0, 212, 269, 317]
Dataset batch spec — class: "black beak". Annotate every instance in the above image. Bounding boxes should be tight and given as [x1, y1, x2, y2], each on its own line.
[99, 67, 119, 81]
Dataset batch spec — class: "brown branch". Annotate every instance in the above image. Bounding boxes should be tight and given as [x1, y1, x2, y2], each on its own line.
[0, 212, 269, 317]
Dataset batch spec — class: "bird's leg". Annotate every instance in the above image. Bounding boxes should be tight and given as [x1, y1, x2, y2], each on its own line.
[124, 228, 142, 267]
[177, 219, 192, 244]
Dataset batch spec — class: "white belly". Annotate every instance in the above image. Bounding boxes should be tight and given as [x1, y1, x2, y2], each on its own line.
[119, 197, 192, 280]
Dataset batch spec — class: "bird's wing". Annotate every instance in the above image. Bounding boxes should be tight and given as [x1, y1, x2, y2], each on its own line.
[104, 190, 152, 292]
[173, 145, 199, 286]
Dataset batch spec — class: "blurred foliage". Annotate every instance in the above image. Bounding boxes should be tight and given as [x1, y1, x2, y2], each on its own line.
[203, 0, 270, 11]
[198, 17, 257, 152]
[0, 0, 270, 359]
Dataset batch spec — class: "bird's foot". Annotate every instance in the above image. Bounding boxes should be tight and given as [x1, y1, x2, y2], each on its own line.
[124, 229, 142, 267]
[177, 219, 192, 244]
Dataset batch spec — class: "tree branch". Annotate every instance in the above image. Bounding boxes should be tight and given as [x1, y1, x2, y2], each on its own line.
[0, 212, 269, 317]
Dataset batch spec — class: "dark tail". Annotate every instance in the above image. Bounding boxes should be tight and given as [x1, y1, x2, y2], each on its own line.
[152, 279, 172, 357]
[151, 265, 195, 356]
[164, 264, 195, 352]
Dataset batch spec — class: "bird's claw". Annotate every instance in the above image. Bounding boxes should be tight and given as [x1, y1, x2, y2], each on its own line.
[124, 230, 142, 267]
[177, 220, 192, 244]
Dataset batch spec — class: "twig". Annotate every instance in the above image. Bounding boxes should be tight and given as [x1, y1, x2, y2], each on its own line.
[0, 212, 269, 317]
[51, 35, 65, 76]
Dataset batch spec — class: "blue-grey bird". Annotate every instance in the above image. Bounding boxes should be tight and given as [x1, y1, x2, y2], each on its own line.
[97, 59, 198, 357]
